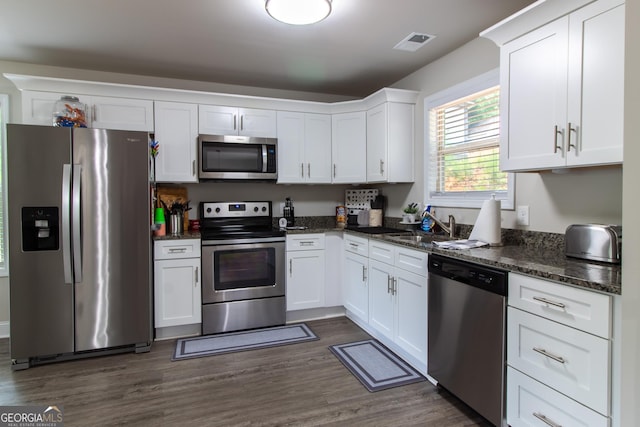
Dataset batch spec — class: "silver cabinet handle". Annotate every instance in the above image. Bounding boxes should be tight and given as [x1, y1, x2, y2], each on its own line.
[567, 122, 577, 152]
[387, 275, 393, 294]
[362, 266, 367, 281]
[240, 115, 244, 131]
[533, 296, 566, 309]
[299, 241, 314, 246]
[289, 259, 293, 276]
[333, 163, 336, 178]
[168, 248, 187, 253]
[301, 163, 304, 178]
[233, 114, 237, 131]
[195, 267, 199, 286]
[380, 159, 384, 174]
[533, 412, 562, 427]
[307, 163, 310, 178]
[553, 125, 563, 154]
[392, 277, 397, 295]
[533, 347, 566, 364]
[192, 160, 196, 176]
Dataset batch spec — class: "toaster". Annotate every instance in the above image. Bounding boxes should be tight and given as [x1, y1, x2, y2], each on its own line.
[565, 224, 622, 264]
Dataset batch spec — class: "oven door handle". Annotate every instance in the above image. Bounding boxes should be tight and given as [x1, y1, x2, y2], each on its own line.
[202, 236, 285, 246]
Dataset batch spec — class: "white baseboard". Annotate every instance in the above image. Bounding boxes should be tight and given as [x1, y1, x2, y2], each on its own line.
[0, 321, 9, 338]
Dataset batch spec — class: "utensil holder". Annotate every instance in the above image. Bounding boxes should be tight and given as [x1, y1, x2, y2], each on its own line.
[169, 213, 184, 235]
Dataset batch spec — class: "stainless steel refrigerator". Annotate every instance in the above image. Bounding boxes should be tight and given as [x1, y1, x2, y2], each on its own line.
[7, 124, 152, 369]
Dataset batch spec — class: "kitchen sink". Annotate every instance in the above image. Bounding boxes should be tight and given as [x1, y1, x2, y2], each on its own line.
[384, 233, 451, 246]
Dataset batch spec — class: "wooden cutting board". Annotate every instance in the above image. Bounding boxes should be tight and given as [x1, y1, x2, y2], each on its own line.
[156, 185, 190, 230]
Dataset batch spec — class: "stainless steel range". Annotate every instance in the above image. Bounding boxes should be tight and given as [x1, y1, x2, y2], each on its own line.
[200, 201, 286, 335]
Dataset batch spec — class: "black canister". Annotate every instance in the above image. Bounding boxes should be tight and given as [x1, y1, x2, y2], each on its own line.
[284, 197, 295, 227]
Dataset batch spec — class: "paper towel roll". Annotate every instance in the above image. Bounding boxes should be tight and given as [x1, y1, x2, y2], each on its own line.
[469, 196, 502, 246]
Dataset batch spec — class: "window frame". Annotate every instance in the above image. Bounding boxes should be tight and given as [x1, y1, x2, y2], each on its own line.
[424, 69, 514, 210]
[0, 94, 8, 276]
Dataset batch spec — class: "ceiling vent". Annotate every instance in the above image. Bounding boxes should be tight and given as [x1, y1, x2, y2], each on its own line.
[393, 32, 435, 52]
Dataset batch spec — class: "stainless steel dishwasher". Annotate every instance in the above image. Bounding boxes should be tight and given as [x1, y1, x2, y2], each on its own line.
[428, 254, 507, 427]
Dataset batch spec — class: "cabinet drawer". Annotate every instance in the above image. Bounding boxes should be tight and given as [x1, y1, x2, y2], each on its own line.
[154, 239, 201, 260]
[368, 240, 394, 265]
[395, 247, 428, 277]
[344, 233, 368, 256]
[286, 233, 325, 251]
[507, 307, 610, 415]
[509, 273, 611, 338]
[507, 367, 608, 427]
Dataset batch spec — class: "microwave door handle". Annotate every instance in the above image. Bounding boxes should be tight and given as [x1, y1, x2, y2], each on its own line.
[262, 145, 268, 173]
[62, 164, 73, 284]
[72, 164, 83, 283]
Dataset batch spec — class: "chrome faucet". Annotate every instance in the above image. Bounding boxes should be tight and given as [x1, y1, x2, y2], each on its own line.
[422, 210, 456, 238]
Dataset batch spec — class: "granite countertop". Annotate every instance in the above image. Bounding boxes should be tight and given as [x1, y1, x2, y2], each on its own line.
[153, 231, 201, 241]
[151, 221, 622, 295]
[352, 230, 621, 295]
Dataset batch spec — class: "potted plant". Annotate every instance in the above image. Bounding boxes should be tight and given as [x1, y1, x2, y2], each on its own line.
[403, 203, 419, 223]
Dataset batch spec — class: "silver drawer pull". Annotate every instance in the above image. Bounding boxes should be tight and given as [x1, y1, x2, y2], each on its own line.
[533, 412, 562, 427]
[533, 347, 566, 364]
[168, 248, 187, 253]
[533, 296, 566, 309]
[300, 241, 315, 246]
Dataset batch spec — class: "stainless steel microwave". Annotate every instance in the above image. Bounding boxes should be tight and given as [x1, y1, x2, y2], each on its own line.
[198, 135, 277, 180]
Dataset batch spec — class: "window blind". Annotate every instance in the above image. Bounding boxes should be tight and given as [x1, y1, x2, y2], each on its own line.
[428, 85, 507, 199]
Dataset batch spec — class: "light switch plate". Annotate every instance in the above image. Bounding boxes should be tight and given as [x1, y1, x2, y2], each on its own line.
[516, 205, 529, 226]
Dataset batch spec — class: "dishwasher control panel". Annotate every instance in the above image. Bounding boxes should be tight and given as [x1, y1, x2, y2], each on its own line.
[428, 254, 507, 296]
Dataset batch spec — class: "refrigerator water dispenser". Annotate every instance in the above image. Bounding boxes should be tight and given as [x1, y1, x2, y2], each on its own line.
[21, 207, 59, 251]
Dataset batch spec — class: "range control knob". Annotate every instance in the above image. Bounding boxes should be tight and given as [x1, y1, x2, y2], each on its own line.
[215, 207, 221, 213]
[254, 206, 259, 212]
[262, 206, 267, 212]
[206, 207, 212, 214]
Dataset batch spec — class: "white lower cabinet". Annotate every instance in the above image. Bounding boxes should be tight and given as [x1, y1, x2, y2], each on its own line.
[343, 234, 369, 323]
[508, 367, 608, 427]
[506, 273, 612, 426]
[286, 234, 325, 311]
[367, 240, 427, 368]
[343, 234, 427, 373]
[153, 240, 201, 328]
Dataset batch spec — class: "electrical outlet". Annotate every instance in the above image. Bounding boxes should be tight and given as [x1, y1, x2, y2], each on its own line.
[516, 205, 529, 226]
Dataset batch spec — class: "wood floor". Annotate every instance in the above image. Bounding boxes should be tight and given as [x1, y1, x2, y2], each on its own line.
[0, 317, 491, 426]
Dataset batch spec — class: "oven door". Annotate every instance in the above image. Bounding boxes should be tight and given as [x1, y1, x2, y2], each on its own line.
[202, 238, 285, 304]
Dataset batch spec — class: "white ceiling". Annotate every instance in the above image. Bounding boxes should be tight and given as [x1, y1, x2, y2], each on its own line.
[0, 0, 536, 97]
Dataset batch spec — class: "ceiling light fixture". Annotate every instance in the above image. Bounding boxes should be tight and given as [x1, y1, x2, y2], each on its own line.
[265, 0, 332, 25]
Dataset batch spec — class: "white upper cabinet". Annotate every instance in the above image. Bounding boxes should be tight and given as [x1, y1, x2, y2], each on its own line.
[198, 105, 277, 137]
[497, 0, 624, 171]
[566, 0, 624, 167]
[154, 101, 198, 183]
[21, 90, 154, 131]
[331, 111, 367, 183]
[90, 95, 154, 131]
[366, 102, 414, 183]
[277, 111, 332, 184]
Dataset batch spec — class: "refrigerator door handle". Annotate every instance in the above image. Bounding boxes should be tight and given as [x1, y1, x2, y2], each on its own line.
[62, 164, 73, 284]
[72, 164, 83, 283]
